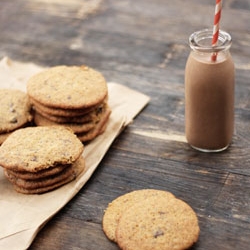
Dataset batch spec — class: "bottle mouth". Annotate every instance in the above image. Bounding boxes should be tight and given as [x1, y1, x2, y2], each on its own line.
[189, 29, 232, 53]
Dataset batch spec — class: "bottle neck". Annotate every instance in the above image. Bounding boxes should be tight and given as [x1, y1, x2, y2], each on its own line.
[189, 29, 232, 54]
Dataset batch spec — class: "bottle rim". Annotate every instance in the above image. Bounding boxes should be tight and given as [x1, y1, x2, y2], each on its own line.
[189, 29, 232, 53]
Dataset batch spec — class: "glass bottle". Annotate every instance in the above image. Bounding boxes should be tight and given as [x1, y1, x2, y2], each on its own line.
[185, 29, 235, 152]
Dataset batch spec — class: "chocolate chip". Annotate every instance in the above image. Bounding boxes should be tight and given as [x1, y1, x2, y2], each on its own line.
[10, 117, 18, 123]
[31, 155, 38, 162]
[154, 229, 164, 238]
[96, 106, 103, 115]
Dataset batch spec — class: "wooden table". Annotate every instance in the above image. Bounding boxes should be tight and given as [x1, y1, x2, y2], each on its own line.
[1, 0, 250, 249]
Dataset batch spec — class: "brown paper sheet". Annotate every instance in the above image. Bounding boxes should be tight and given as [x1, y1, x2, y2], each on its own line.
[0, 57, 150, 250]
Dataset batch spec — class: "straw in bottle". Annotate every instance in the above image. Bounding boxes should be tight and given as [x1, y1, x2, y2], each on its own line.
[211, 0, 222, 61]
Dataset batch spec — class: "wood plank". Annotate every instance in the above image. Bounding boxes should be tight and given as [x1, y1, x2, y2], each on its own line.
[30, 215, 118, 250]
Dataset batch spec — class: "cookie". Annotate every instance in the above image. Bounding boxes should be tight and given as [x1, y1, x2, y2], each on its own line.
[13, 175, 76, 194]
[33, 102, 107, 124]
[27, 65, 108, 109]
[116, 194, 200, 250]
[0, 126, 84, 172]
[0, 132, 11, 145]
[4, 163, 74, 189]
[5, 164, 68, 180]
[30, 97, 101, 117]
[26, 64, 110, 143]
[0, 89, 32, 133]
[102, 189, 175, 242]
[9, 156, 85, 194]
[33, 112, 96, 133]
[77, 107, 111, 142]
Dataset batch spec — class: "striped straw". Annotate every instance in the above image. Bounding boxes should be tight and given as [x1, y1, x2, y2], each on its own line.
[211, 0, 222, 61]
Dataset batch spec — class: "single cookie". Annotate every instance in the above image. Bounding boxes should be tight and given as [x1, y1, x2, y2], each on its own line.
[27, 65, 108, 109]
[116, 195, 200, 250]
[0, 126, 84, 172]
[102, 189, 175, 242]
[0, 89, 32, 133]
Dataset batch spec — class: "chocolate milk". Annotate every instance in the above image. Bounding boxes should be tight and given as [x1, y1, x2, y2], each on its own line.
[185, 30, 235, 152]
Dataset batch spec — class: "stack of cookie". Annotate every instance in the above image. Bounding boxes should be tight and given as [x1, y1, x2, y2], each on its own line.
[26, 65, 111, 143]
[0, 89, 32, 144]
[102, 189, 200, 250]
[0, 126, 85, 194]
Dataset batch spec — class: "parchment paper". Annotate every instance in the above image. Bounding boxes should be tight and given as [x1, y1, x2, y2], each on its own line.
[0, 57, 150, 250]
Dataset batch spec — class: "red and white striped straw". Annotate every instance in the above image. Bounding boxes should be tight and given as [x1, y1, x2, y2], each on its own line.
[211, 0, 222, 61]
